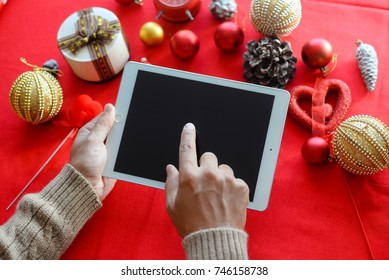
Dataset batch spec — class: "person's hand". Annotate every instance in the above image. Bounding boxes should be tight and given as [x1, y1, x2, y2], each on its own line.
[70, 104, 116, 201]
[165, 123, 249, 237]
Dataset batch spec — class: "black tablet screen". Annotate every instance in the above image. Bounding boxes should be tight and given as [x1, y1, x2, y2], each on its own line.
[114, 70, 274, 201]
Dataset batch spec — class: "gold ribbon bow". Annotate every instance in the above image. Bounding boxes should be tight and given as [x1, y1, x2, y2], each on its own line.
[58, 10, 121, 57]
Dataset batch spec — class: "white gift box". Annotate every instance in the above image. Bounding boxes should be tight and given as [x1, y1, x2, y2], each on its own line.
[57, 7, 130, 82]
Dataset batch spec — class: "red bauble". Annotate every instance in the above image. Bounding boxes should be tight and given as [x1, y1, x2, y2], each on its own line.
[301, 137, 330, 164]
[302, 38, 333, 69]
[170, 30, 200, 60]
[214, 22, 244, 52]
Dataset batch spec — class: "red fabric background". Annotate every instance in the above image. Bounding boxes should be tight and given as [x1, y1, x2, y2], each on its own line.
[0, 0, 388, 259]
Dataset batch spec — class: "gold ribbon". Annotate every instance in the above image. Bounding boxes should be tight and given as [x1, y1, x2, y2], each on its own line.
[58, 10, 121, 56]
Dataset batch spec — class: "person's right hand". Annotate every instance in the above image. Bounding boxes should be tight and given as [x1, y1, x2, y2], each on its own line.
[165, 123, 249, 237]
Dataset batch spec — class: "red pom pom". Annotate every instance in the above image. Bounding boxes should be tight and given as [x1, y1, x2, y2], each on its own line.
[67, 95, 103, 128]
[54, 95, 103, 128]
[301, 137, 330, 164]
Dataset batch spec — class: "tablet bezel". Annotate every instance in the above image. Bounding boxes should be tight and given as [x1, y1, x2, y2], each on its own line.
[103, 61, 290, 211]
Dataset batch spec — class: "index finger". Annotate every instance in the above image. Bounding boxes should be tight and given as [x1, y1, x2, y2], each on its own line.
[179, 123, 198, 172]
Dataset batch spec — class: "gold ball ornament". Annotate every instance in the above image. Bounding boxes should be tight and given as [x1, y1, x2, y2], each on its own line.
[332, 115, 389, 175]
[250, 0, 302, 37]
[139, 22, 164, 47]
[9, 58, 63, 125]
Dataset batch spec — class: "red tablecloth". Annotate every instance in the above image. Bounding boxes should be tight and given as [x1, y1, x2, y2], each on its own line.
[0, 0, 388, 260]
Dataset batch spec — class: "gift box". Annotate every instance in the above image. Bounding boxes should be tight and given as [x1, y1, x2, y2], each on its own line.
[57, 7, 130, 82]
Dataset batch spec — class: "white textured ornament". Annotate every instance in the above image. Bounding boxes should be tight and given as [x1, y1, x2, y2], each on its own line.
[356, 40, 378, 92]
[250, 0, 302, 37]
[209, 0, 237, 20]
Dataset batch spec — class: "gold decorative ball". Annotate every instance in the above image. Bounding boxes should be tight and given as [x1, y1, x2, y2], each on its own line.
[139, 22, 164, 47]
[9, 69, 63, 125]
[250, 0, 302, 37]
[332, 115, 389, 175]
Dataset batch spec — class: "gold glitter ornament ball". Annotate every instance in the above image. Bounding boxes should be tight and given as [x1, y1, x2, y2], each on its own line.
[250, 0, 302, 37]
[9, 65, 63, 125]
[332, 115, 389, 175]
[139, 22, 164, 47]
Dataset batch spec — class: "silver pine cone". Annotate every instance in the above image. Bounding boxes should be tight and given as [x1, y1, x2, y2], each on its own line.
[209, 0, 237, 20]
[243, 37, 297, 88]
[356, 40, 378, 92]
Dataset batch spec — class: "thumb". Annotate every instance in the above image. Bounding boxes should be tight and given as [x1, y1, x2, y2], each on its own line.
[165, 164, 179, 209]
[88, 104, 115, 142]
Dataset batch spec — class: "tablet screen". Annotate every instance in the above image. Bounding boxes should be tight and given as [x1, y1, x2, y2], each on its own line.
[113, 70, 275, 202]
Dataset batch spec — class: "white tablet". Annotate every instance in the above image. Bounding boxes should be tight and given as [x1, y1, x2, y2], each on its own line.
[103, 61, 290, 211]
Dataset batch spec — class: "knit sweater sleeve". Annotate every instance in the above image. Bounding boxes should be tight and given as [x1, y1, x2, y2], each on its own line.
[0, 164, 101, 260]
[182, 227, 248, 260]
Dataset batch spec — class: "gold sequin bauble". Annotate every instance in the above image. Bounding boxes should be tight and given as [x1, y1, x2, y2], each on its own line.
[250, 0, 302, 37]
[332, 115, 389, 175]
[9, 69, 63, 124]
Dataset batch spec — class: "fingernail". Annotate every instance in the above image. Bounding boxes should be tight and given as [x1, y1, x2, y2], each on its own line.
[184, 123, 195, 130]
[104, 104, 113, 113]
[166, 164, 173, 176]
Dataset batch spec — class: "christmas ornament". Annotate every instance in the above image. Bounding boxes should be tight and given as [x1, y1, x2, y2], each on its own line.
[355, 40, 378, 92]
[170, 30, 200, 60]
[154, 0, 201, 22]
[42, 59, 60, 78]
[116, 0, 143, 6]
[209, 0, 237, 20]
[289, 79, 351, 136]
[332, 115, 389, 175]
[115, 0, 143, 5]
[139, 22, 164, 47]
[301, 136, 330, 164]
[250, 0, 302, 37]
[243, 37, 297, 88]
[302, 38, 334, 75]
[214, 22, 244, 52]
[9, 58, 63, 125]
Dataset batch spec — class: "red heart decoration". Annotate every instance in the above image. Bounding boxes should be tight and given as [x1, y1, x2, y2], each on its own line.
[289, 78, 352, 136]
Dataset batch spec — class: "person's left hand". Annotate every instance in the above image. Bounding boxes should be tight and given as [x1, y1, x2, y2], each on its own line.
[70, 104, 116, 201]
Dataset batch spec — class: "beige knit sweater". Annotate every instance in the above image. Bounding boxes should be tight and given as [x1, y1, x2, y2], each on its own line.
[0, 164, 248, 260]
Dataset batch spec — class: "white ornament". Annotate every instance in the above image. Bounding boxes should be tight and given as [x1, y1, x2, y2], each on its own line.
[250, 0, 302, 37]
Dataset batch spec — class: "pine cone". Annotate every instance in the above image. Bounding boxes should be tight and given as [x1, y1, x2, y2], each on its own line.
[243, 37, 297, 88]
[356, 40, 378, 92]
[209, 0, 237, 20]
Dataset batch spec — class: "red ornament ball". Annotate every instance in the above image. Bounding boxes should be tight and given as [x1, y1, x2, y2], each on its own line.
[214, 22, 244, 52]
[301, 136, 330, 164]
[302, 38, 333, 69]
[170, 30, 200, 60]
